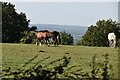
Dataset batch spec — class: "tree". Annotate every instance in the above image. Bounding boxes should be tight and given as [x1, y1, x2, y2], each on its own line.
[29, 26, 37, 31]
[78, 19, 120, 47]
[60, 31, 73, 45]
[2, 2, 30, 43]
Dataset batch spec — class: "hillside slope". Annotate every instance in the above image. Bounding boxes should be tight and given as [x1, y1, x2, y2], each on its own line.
[2, 43, 118, 78]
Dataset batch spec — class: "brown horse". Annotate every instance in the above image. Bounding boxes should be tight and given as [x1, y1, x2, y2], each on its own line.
[48, 31, 61, 46]
[35, 30, 60, 46]
[35, 30, 49, 46]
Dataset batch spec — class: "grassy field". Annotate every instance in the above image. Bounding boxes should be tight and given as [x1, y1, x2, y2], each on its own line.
[2, 43, 118, 78]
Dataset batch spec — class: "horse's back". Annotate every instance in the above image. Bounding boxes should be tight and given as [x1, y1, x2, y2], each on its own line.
[36, 32, 48, 38]
[49, 31, 59, 35]
[49, 31, 58, 33]
[39, 30, 49, 32]
[36, 30, 59, 38]
[108, 33, 116, 40]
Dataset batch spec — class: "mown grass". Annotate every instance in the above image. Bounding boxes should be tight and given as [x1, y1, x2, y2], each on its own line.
[2, 43, 118, 78]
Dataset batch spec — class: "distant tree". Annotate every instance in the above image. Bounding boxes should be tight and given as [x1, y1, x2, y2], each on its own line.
[60, 31, 73, 45]
[2, 2, 30, 43]
[29, 26, 37, 31]
[78, 19, 120, 47]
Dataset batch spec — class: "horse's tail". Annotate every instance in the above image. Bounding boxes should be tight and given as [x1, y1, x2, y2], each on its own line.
[58, 32, 61, 44]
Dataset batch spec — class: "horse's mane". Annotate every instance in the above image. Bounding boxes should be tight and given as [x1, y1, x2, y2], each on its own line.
[49, 31, 58, 33]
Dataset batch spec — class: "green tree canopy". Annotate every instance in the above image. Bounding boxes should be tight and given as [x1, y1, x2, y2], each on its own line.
[2, 2, 30, 43]
[78, 19, 120, 47]
[60, 31, 73, 45]
[29, 26, 37, 31]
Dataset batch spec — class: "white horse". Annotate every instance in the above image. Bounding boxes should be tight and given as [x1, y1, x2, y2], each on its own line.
[108, 33, 116, 48]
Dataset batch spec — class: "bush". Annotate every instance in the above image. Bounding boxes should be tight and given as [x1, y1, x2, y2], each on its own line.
[2, 53, 114, 80]
[60, 31, 73, 45]
[117, 39, 120, 47]
[20, 31, 36, 44]
[2, 55, 71, 80]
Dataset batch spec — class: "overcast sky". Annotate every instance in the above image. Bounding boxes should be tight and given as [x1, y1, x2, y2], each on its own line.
[12, 2, 118, 26]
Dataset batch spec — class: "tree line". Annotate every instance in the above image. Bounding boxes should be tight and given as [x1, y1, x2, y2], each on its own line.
[2, 2, 120, 46]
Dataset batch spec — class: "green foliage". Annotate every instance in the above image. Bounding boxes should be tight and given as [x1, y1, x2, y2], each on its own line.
[2, 55, 71, 80]
[29, 26, 37, 31]
[90, 54, 100, 79]
[78, 19, 120, 47]
[2, 2, 30, 43]
[101, 53, 114, 80]
[20, 31, 36, 44]
[60, 31, 73, 45]
[2, 53, 114, 80]
[118, 39, 120, 47]
[89, 53, 114, 79]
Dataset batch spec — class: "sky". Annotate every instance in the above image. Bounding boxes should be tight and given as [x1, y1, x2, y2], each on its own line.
[11, 2, 118, 26]
[118, 1, 120, 22]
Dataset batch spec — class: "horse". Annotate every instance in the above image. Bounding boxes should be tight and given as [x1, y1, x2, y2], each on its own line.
[35, 30, 49, 46]
[108, 32, 116, 48]
[35, 30, 60, 46]
[48, 31, 61, 46]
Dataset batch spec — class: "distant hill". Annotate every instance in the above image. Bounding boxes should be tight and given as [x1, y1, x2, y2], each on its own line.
[29, 24, 88, 43]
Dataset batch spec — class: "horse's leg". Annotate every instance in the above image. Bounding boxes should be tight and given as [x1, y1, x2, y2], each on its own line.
[109, 40, 112, 47]
[39, 42, 42, 46]
[39, 38, 43, 46]
[36, 39, 38, 45]
[110, 40, 115, 48]
[39, 39, 42, 46]
[46, 38, 50, 46]
[109, 41, 111, 47]
[54, 38, 56, 46]
[55, 38, 58, 46]
[54, 38, 57, 46]
[42, 38, 45, 47]
[56, 38, 58, 46]
[36, 38, 39, 46]
[114, 40, 116, 48]
[45, 38, 47, 46]
[45, 38, 49, 46]
[111, 40, 114, 48]
[39, 40, 42, 46]
[52, 38, 55, 46]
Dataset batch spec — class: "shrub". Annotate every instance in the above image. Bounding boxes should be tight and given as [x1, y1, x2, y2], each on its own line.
[2, 53, 114, 80]
[20, 31, 35, 44]
[60, 31, 74, 45]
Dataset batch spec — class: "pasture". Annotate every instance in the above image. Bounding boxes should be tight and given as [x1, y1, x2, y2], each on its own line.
[2, 43, 118, 78]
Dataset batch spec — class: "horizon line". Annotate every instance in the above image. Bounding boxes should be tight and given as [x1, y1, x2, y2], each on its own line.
[29, 23, 89, 27]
